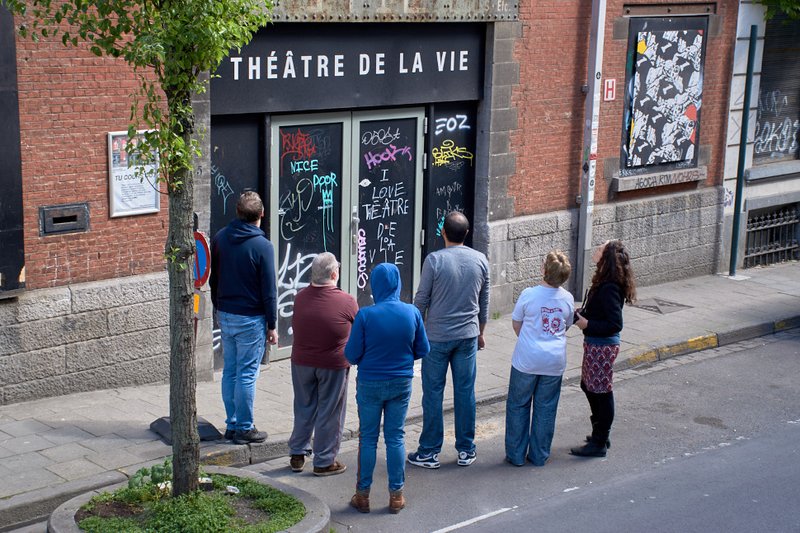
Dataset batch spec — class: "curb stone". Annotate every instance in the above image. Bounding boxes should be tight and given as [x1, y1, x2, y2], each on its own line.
[0, 472, 126, 533]
[46, 466, 329, 533]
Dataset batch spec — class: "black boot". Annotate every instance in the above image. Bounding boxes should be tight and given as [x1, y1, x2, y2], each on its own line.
[570, 437, 608, 457]
[584, 416, 610, 448]
[584, 434, 611, 449]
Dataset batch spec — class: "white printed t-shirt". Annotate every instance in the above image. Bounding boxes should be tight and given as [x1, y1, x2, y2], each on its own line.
[511, 285, 575, 376]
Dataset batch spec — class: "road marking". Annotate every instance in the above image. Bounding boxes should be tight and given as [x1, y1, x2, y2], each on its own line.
[430, 506, 517, 533]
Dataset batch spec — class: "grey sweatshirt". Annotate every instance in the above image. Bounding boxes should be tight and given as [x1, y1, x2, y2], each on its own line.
[414, 245, 490, 342]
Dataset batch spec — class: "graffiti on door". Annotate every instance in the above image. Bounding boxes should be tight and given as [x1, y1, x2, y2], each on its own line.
[276, 123, 343, 343]
[357, 117, 417, 307]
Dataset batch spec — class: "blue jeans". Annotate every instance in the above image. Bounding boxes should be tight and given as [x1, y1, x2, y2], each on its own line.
[218, 311, 266, 432]
[356, 377, 412, 492]
[418, 338, 477, 455]
[505, 367, 562, 466]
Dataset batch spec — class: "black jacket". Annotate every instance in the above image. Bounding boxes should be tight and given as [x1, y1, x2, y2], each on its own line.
[580, 282, 624, 338]
[210, 218, 278, 330]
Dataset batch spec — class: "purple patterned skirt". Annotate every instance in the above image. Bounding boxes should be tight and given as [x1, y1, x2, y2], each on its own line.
[581, 341, 620, 393]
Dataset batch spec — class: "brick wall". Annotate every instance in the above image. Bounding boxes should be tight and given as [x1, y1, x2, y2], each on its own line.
[509, 0, 739, 216]
[15, 33, 168, 290]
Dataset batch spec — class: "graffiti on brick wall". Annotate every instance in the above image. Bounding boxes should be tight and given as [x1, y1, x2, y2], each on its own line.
[625, 29, 704, 168]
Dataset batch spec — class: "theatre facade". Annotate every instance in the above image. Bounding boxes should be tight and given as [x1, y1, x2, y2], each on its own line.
[1, 1, 743, 401]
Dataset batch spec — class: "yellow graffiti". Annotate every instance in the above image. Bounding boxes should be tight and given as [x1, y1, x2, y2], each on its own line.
[637, 39, 647, 55]
[432, 139, 474, 167]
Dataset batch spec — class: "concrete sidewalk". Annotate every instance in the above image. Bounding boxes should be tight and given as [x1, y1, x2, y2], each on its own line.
[2, 261, 799, 529]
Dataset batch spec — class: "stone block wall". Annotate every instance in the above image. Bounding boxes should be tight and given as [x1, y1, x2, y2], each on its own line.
[489, 188, 723, 315]
[0, 272, 213, 405]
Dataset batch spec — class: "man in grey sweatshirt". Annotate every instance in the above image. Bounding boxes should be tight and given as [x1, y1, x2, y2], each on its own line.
[407, 212, 490, 469]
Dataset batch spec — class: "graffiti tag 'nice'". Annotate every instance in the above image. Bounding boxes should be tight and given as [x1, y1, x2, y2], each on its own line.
[228, 50, 471, 80]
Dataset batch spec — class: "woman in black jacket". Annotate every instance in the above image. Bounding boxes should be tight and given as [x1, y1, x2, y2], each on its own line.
[571, 240, 636, 457]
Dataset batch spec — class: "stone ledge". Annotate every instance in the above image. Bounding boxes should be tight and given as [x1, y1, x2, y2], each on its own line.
[612, 166, 707, 192]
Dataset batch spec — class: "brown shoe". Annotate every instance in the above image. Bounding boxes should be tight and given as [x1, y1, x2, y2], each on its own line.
[350, 490, 370, 513]
[290, 454, 306, 472]
[389, 490, 405, 514]
[313, 460, 347, 477]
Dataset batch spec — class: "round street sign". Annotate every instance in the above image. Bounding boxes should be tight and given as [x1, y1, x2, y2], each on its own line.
[194, 230, 210, 288]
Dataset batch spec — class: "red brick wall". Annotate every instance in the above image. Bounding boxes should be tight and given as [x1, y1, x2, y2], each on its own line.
[510, 0, 738, 216]
[15, 32, 168, 289]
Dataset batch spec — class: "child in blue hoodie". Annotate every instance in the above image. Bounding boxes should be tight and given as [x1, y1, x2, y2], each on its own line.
[345, 263, 429, 514]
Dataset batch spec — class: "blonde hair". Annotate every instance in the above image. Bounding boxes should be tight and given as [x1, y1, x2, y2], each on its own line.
[543, 250, 571, 287]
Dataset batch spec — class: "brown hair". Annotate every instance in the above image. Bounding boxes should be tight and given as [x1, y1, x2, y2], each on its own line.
[590, 240, 637, 303]
[543, 250, 571, 287]
[236, 191, 263, 223]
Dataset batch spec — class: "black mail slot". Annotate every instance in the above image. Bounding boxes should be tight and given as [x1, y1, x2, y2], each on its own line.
[39, 203, 90, 236]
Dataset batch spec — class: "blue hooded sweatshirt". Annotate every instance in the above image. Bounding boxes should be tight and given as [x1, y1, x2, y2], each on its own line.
[345, 263, 430, 381]
[210, 218, 277, 330]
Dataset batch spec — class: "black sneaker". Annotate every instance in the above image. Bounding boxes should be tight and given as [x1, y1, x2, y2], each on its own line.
[407, 451, 440, 469]
[224, 429, 234, 440]
[233, 427, 267, 444]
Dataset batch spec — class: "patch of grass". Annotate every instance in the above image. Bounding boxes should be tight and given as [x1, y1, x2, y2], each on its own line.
[76, 473, 305, 533]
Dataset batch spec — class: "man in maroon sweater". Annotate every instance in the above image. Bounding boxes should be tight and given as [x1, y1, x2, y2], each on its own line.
[288, 252, 359, 476]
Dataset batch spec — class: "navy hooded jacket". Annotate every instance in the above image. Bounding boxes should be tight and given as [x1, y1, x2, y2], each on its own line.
[210, 218, 278, 330]
[345, 263, 429, 381]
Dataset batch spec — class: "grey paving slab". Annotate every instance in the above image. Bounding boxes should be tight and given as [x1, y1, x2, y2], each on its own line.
[127, 439, 172, 461]
[0, 420, 54, 438]
[2, 435, 56, 455]
[76, 434, 130, 454]
[0, 468, 63, 499]
[38, 442, 95, 463]
[45, 458, 107, 481]
[0, 445, 14, 459]
[85, 448, 144, 470]
[71, 419, 137, 438]
[112, 426, 161, 444]
[39, 426, 95, 447]
[2, 451, 53, 473]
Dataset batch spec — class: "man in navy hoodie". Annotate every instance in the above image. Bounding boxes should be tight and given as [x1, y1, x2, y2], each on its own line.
[210, 191, 278, 445]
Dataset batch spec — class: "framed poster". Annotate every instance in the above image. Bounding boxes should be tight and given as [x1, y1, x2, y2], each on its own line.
[108, 130, 161, 217]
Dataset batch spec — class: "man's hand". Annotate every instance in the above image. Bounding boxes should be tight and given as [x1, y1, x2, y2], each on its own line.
[267, 329, 279, 345]
[477, 334, 486, 350]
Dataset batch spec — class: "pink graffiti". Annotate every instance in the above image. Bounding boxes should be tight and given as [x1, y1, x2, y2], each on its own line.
[363, 144, 413, 170]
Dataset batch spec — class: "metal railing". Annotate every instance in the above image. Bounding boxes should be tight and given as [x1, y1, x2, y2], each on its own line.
[744, 206, 800, 268]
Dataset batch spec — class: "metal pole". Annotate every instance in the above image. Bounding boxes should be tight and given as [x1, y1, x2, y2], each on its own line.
[729, 24, 758, 277]
[575, 0, 607, 297]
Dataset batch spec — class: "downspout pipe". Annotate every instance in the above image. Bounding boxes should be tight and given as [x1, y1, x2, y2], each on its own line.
[575, 0, 607, 297]
[729, 24, 758, 277]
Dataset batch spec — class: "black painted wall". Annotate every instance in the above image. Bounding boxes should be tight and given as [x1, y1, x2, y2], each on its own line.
[0, 6, 25, 297]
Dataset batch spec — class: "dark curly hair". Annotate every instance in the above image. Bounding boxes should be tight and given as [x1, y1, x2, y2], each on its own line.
[590, 240, 637, 304]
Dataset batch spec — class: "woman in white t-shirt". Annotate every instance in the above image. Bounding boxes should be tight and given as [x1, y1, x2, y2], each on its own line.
[505, 251, 574, 467]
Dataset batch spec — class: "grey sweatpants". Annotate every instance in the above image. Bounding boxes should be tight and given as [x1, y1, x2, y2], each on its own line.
[288, 364, 349, 468]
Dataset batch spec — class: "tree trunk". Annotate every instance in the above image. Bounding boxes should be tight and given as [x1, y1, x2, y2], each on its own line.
[167, 124, 200, 496]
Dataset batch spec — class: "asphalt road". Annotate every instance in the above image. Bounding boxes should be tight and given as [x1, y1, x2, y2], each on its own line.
[256, 329, 800, 533]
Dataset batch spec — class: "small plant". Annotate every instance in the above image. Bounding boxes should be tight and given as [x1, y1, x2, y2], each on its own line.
[77, 472, 306, 533]
[128, 457, 173, 492]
